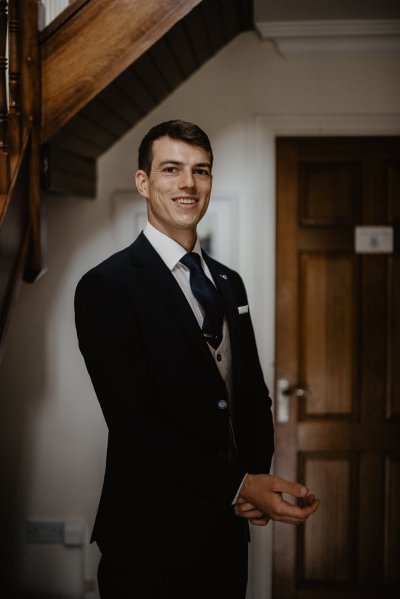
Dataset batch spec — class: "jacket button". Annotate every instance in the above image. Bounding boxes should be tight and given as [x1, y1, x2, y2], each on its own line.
[217, 399, 228, 410]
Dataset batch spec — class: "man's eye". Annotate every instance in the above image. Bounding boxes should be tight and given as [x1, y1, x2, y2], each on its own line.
[164, 167, 178, 173]
[194, 169, 209, 176]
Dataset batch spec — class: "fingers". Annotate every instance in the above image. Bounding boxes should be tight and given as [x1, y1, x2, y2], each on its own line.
[250, 515, 270, 527]
[235, 496, 320, 525]
[234, 500, 264, 519]
[273, 495, 320, 525]
[238, 473, 320, 526]
[234, 500, 270, 525]
[271, 475, 308, 499]
[299, 494, 316, 507]
[234, 500, 258, 513]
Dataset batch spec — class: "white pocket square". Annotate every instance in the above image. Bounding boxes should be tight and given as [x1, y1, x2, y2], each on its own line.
[238, 305, 249, 315]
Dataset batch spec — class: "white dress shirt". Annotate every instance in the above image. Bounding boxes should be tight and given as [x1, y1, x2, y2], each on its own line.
[143, 221, 213, 330]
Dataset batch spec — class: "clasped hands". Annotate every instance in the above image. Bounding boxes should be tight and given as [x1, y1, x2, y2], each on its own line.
[233, 473, 320, 526]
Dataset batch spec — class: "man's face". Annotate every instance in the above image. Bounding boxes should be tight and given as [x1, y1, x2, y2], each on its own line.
[135, 136, 212, 240]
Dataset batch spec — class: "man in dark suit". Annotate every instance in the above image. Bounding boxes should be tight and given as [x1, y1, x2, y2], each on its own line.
[74, 120, 319, 599]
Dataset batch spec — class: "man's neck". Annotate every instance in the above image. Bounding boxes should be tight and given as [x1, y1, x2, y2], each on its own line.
[148, 220, 197, 252]
[176, 232, 196, 252]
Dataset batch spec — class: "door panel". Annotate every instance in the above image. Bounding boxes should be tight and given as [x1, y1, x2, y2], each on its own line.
[273, 137, 400, 598]
[300, 254, 356, 416]
[298, 453, 358, 585]
[299, 161, 361, 225]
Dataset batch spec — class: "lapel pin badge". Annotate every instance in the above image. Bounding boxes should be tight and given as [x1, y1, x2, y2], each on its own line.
[220, 273, 228, 280]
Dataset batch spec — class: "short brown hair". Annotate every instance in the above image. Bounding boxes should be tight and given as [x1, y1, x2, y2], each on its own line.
[138, 120, 213, 174]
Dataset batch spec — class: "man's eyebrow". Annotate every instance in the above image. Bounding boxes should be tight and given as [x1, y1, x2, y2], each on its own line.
[158, 160, 182, 167]
[158, 160, 211, 168]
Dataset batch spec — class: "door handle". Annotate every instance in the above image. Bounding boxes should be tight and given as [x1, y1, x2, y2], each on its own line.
[276, 378, 310, 423]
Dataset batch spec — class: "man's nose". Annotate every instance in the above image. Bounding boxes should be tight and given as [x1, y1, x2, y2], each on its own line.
[179, 169, 196, 190]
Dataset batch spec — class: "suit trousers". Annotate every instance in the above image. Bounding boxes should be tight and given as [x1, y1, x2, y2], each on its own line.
[97, 511, 249, 599]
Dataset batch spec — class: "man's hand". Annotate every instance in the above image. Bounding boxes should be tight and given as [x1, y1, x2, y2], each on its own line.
[234, 474, 320, 526]
[234, 497, 270, 526]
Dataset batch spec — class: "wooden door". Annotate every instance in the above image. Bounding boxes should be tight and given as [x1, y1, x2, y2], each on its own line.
[273, 137, 400, 598]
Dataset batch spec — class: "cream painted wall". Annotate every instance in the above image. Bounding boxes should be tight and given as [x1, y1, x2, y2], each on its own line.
[0, 31, 399, 598]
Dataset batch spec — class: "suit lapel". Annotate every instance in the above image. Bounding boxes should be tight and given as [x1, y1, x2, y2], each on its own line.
[128, 233, 215, 366]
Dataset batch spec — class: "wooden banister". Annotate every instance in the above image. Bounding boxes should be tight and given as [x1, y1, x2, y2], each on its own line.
[0, 0, 10, 193]
[41, 0, 203, 142]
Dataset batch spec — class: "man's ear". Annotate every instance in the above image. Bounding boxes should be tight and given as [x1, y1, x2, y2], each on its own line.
[135, 170, 149, 198]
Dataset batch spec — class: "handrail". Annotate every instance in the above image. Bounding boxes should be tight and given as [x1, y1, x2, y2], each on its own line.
[42, 0, 91, 39]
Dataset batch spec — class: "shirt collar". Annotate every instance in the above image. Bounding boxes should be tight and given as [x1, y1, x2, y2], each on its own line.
[143, 221, 203, 271]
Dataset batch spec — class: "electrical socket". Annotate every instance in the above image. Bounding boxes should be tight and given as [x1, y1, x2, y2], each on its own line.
[84, 580, 96, 592]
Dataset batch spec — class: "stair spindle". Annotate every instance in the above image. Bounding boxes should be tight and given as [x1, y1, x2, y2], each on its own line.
[0, 0, 9, 193]
[8, 0, 21, 161]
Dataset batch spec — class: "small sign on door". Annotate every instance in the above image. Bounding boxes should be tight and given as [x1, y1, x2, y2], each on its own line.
[355, 226, 393, 254]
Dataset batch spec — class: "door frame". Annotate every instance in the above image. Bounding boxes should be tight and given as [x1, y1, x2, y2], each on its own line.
[250, 112, 400, 599]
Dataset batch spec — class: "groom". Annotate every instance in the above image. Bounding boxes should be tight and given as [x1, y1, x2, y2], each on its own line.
[74, 120, 319, 599]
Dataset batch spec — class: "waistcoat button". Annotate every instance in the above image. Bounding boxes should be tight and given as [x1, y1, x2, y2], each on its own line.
[217, 399, 228, 410]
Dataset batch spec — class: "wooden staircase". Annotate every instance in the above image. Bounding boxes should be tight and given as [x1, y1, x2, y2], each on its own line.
[0, 0, 253, 358]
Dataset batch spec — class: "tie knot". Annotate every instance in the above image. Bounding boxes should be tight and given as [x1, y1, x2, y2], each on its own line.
[180, 252, 203, 272]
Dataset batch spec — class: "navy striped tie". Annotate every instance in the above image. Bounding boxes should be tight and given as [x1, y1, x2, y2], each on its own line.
[180, 252, 225, 349]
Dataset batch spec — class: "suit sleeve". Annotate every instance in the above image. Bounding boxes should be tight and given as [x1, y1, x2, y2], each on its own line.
[230, 270, 275, 474]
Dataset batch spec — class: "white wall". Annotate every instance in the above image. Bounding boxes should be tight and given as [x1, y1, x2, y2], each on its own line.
[0, 31, 399, 598]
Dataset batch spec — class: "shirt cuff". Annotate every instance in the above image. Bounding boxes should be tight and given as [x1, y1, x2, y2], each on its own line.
[231, 473, 248, 505]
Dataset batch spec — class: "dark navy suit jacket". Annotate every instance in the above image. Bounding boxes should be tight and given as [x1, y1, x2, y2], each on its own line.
[74, 232, 274, 563]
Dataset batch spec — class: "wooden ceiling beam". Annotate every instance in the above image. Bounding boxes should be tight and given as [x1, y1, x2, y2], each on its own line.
[40, 0, 203, 143]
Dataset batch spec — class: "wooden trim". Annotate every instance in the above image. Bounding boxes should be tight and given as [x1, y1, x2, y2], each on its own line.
[41, 0, 203, 142]
[0, 222, 30, 362]
[0, 129, 30, 361]
[41, 0, 91, 41]
[42, 144, 96, 197]
[255, 19, 400, 59]
[0, 0, 10, 193]
[21, 0, 43, 282]
[256, 113, 400, 136]
[0, 128, 29, 226]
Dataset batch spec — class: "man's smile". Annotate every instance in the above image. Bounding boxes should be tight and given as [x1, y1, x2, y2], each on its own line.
[173, 197, 198, 204]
